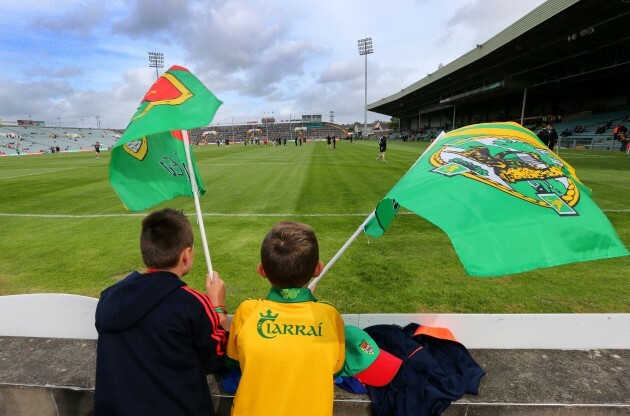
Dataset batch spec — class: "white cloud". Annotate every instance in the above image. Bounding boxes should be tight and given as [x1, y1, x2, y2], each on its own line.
[112, 0, 193, 37]
[1, 0, 549, 128]
[33, 2, 109, 37]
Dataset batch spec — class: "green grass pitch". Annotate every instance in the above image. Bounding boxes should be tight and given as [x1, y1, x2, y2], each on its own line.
[0, 139, 628, 313]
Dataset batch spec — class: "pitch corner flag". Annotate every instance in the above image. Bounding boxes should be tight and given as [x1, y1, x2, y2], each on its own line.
[109, 65, 221, 211]
[364, 122, 629, 276]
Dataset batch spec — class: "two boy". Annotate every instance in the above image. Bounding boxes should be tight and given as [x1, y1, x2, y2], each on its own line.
[95, 211, 344, 415]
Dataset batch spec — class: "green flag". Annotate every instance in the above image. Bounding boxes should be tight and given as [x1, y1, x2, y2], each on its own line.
[109, 65, 222, 211]
[119, 65, 222, 142]
[109, 130, 206, 211]
[364, 122, 629, 276]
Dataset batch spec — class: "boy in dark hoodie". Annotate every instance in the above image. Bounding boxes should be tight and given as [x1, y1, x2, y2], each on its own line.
[94, 208, 228, 416]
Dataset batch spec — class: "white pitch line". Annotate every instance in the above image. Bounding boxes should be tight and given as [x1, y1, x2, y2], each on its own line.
[562, 154, 626, 159]
[196, 161, 375, 166]
[0, 212, 377, 219]
[0, 210, 628, 219]
[0, 167, 78, 180]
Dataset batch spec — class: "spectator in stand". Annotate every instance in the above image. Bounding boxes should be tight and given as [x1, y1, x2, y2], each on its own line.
[537, 125, 558, 151]
[613, 125, 621, 141]
[547, 124, 559, 151]
[613, 125, 627, 146]
[619, 131, 629, 153]
[537, 126, 550, 147]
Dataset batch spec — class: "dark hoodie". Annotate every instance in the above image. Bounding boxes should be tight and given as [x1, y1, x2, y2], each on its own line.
[94, 271, 227, 416]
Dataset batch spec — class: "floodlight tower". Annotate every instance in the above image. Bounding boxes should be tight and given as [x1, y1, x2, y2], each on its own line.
[357, 37, 373, 139]
[148, 51, 164, 80]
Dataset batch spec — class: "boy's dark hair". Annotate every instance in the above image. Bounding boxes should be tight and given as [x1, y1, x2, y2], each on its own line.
[261, 221, 319, 288]
[141, 208, 194, 269]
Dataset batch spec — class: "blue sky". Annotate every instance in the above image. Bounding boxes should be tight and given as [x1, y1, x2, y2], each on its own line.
[0, 0, 546, 129]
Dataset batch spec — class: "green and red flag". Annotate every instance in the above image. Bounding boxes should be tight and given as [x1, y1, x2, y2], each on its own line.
[109, 65, 222, 211]
[364, 122, 629, 276]
[110, 130, 207, 211]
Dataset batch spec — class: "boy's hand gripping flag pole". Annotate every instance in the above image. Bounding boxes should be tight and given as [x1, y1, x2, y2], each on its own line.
[109, 65, 223, 279]
[308, 132, 445, 291]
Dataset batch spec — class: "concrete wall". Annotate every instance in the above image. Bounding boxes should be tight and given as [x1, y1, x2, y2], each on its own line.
[1, 295, 629, 415]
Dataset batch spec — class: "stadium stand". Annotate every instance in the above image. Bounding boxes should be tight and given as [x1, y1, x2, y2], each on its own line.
[190, 121, 349, 144]
[0, 125, 120, 156]
[1, 118, 380, 156]
[551, 109, 630, 150]
[368, 0, 630, 150]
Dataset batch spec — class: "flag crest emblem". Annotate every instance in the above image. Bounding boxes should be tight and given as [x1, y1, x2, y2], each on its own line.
[429, 135, 580, 215]
[123, 137, 148, 161]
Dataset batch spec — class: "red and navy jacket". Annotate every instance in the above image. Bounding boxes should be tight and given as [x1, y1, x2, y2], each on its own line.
[94, 271, 227, 416]
[364, 323, 485, 416]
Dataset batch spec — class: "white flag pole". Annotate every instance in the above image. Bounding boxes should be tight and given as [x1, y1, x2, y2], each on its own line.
[308, 132, 446, 292]
[308, 211, 375, 291]
[182, 130, 214, 279]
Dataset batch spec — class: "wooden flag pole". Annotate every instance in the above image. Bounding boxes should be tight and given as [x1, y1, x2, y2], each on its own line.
[182, 130, 214, 280]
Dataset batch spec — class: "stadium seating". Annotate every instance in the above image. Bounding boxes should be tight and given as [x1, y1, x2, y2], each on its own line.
[0, 125, 120, 156]
[190, 121, 349, 144]
[543, 108, 630, 150]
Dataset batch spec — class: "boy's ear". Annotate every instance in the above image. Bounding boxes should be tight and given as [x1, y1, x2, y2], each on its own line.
[181, 247, 194, 267]
[313, 260, 323, 277]
[256, 263, 267, 279]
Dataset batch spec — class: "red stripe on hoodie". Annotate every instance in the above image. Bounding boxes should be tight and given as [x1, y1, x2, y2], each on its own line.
[181, 286, 227, 356]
